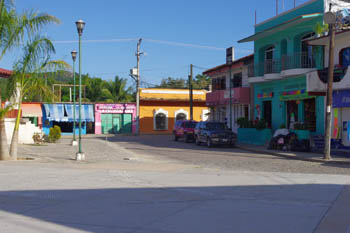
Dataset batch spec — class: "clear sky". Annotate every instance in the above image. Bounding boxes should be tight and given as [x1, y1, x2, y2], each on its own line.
[1, 0, 309, 86]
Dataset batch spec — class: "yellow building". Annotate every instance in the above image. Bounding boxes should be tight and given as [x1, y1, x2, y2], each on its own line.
[139, 88, 209, 134]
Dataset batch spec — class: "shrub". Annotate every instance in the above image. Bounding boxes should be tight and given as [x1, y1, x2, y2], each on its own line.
[237, 117, 254, 128]
[48, 125, 61, 143]
[293, 122, 307, 130]
[255, 119, 267, 130]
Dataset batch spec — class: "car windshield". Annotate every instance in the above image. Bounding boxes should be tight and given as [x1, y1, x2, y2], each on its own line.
[207, 122, 226, 130]
[184, 122, 196, 128]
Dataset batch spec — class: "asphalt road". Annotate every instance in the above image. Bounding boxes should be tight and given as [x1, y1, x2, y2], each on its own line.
[107, 134, 350, 175]
[0, 135, 346, 233]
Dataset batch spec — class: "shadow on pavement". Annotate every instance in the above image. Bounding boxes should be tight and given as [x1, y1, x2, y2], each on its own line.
[0, 184, 347, 233]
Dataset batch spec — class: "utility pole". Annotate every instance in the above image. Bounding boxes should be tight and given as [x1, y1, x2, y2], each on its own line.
[324, 7, 336, 161]
[189, 64, 193, 121]
[229, 64, 232, 130]
[135, 38, 143, 135]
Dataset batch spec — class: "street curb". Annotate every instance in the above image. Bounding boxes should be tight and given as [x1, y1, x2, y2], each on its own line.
[236, 145, 350, 165]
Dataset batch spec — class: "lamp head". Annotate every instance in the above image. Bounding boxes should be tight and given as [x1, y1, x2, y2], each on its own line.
[71, 50, 77, 61]
[75, 19, 85, 36]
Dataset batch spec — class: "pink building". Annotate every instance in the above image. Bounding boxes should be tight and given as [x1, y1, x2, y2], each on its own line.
[95, 103, 136, 135]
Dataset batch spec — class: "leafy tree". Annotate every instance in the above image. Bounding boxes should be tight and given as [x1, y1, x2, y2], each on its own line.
[192, 74, 210, 90]
[101, 76, 134, 103]
[157, 77, 187, 89]
[8, 36, 69, 160]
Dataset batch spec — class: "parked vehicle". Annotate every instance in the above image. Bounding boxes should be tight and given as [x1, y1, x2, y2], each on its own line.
[173, 120, 197, 143]
[194, 121, 237, 148]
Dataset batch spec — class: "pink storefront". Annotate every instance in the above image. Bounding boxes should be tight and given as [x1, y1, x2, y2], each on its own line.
[95, 103, 136, 134]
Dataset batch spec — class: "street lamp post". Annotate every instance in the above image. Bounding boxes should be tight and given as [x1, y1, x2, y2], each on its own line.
[75, 19, 85, 161]
[71, 50, 78, 146]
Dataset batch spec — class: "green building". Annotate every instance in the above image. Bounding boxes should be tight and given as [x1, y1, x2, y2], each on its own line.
[238, 0, 329, 138]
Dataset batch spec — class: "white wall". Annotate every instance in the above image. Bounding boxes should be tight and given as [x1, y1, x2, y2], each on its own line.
[5, 118, 42, 145]
[323, 34, 350, 67]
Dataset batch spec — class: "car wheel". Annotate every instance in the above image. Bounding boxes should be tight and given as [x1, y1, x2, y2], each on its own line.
[195, 136, 201, 146]
[174, 133, 178, 141]
[184, 134, 189, 143]
[207, 137, 212, 148]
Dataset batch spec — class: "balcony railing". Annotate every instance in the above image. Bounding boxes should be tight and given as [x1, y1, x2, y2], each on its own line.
[281, 52, 317, 70]
[248, 52, 321, 78]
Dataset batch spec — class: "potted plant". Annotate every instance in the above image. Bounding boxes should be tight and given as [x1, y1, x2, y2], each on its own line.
[237, 118, 272, 146]
[291, 122, 310, 140]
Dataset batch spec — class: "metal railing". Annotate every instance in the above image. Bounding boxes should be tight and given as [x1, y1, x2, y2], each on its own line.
[281, 52, 317, 70]
[248, 52, 320, 78]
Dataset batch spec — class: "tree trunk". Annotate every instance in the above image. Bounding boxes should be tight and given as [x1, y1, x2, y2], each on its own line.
[9, 108, 21, 160]
[0, 117, 10, 160]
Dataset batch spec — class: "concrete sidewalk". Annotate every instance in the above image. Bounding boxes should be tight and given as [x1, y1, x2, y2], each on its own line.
[237, 143, 350, 164]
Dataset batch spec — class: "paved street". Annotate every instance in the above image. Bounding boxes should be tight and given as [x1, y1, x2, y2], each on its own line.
[0, 135, 348, 233]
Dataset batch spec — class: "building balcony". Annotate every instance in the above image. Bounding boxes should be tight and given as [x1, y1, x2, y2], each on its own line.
[248, 52, 321, 82]
[206, 87, 250, 106]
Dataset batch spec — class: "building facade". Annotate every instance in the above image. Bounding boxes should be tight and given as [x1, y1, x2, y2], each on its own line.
[307, 29, 350, 147]
[95, 103, 136, 135]
[238, 0, 329, 136]
[204, 54, 253, 133]
[139, 88, 208, 134]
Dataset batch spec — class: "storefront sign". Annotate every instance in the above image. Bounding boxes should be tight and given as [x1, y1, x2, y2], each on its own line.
[333, 90, 350, 107]
[257, 92, 273, 99]
[96, 104, 136, 114]
[279, 89, 313, 101]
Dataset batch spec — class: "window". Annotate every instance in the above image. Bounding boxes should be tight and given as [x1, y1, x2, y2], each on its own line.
[301, 32, 315, 68]
[176, 113, 187, 121]
[339, 47, 350, 67]
[155, 113, 166, 130]
[232, 73, 242, 88]
[265, 46, 275, 74]
[287, 101, 299, 129]
[153, 109, 168, 130]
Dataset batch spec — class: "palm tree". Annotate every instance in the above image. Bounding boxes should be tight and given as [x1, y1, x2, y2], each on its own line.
[101, 76, 135, 103]
[0, 105, 11, 160]
[8, 36, 69, 160]
[0, 0, 60, 160]
[0, 0, 60, 60]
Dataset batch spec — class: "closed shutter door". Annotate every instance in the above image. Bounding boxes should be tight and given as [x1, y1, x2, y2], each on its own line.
[101, 114, 113, 134]
[112, 115, 121, 134]
[121, 114, 132, 133]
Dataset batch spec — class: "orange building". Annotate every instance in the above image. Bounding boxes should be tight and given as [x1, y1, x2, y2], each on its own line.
[139, 88, 208, 134]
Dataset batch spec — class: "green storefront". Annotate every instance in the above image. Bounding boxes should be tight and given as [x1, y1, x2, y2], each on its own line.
[253, 76, 324, 136]
[101, 113, 132, 134]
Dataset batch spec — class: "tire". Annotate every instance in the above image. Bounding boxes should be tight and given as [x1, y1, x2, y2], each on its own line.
[184, 134, 189, 143]
[174, 133, 178, 141]
[195, 136, 201, 146]
[207, 137, 212, 148]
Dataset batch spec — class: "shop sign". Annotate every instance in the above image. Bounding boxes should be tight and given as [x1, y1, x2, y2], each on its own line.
[96, 104, 135, 113]
[279, 89, 312, 101]
[257, 92, 273, 99]
[333, 90, 350, 108]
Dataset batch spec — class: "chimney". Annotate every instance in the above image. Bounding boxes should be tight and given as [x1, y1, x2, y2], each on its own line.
[226, 47, 235, 64]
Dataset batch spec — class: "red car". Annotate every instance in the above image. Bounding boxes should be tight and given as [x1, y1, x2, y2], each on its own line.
[173, 120, 197, 143]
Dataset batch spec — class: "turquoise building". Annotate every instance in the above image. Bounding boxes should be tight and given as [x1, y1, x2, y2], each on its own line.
[238, 0, 328, 136]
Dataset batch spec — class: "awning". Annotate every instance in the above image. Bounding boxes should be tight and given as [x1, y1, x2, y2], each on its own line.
[65, 104, 94, 122]
[43, 104, 67, 122]
[238, 13, 323, 43]
[21, 104, 43, 117]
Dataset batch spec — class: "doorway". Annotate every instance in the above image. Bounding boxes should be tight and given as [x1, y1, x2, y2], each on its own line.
[263, 101, 272, 128]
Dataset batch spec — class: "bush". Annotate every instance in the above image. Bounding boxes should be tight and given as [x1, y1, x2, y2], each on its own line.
[48, 125, 61, 143]
[293, 122, 307, 130]
[255, 119, 267, 130]
[279, 124, 286, 129]
[237, 117, 254, 128]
